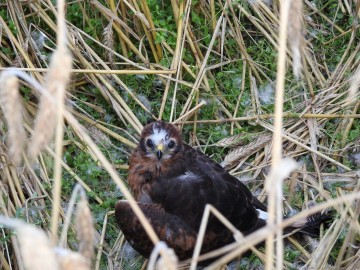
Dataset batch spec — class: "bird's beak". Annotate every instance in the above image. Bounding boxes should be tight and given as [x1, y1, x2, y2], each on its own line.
[156, 144, 164, 160]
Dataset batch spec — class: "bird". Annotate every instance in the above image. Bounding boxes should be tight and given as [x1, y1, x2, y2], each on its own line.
[115, 121, 331, 262]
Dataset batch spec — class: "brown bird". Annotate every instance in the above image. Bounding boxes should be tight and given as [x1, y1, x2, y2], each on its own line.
[115, 121, 330, 261]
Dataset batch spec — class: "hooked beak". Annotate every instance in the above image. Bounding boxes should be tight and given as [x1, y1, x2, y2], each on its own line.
[156, 144, 164, 160]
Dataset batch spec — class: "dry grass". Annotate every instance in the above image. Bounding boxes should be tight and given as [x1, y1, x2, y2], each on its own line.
[0, 0, 359, 269]
[0, 184, 93, 270]
[0, 74, 26, 165]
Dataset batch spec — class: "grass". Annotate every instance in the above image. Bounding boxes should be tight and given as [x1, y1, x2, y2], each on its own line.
[0, 0, 359, 269]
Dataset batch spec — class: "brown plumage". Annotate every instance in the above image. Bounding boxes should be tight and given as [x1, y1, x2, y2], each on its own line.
[115, 121, 331, 262]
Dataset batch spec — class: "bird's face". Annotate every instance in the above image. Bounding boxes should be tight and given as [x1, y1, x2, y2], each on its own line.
[140, 121, 182, 161]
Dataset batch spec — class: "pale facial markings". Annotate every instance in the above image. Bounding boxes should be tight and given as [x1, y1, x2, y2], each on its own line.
[144, 127, 175, 161]
[149, 126, 169, 146]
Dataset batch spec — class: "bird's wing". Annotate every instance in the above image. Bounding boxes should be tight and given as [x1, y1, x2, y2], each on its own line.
[115, 200, 197, 260]
[150, 144, 259, 232]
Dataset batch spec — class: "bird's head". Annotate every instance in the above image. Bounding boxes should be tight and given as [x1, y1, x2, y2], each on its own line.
[140, 121, 183, 161]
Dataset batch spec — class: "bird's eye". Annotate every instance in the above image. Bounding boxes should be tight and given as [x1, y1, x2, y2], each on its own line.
[146, 139, 154, 148]
[168, 140, 175, 149]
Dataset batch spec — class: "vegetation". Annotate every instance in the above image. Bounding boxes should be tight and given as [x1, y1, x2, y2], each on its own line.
[0, 0, 359, 269]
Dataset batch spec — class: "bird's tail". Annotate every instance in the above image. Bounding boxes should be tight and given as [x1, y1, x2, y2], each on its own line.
[285, 211, 334, 237]
[247, 209, 333, 238]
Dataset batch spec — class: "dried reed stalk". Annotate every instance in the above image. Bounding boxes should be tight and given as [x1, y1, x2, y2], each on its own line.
[0, 67, 176, 75]
[107, 0, 128, 58]
[342, 64, 360, 150]
[159, 0, 187, 120]
[103, 21, 115, 67]
[288, 0, 303, 79]
[148, 242, 177, 270]
[56, 250, 90, 270]
[75, 194, 95, 261]
[215, 133, 249, 148]
[0, 215, 92, 270]
[190, 204, 245, 270]
[37, 0, 73, 244]
[28, 48, 72, 159]
[0, 216, 59, 270]
[95, 210, 114, 270]
[221, 133, 272, 168]
[265, 0, 292, 269]
[0, 73, 26, 164]
[179, 7, 226, 118]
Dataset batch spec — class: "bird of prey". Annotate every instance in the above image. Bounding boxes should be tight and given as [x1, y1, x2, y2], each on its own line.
[115, 121, 330, 261]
